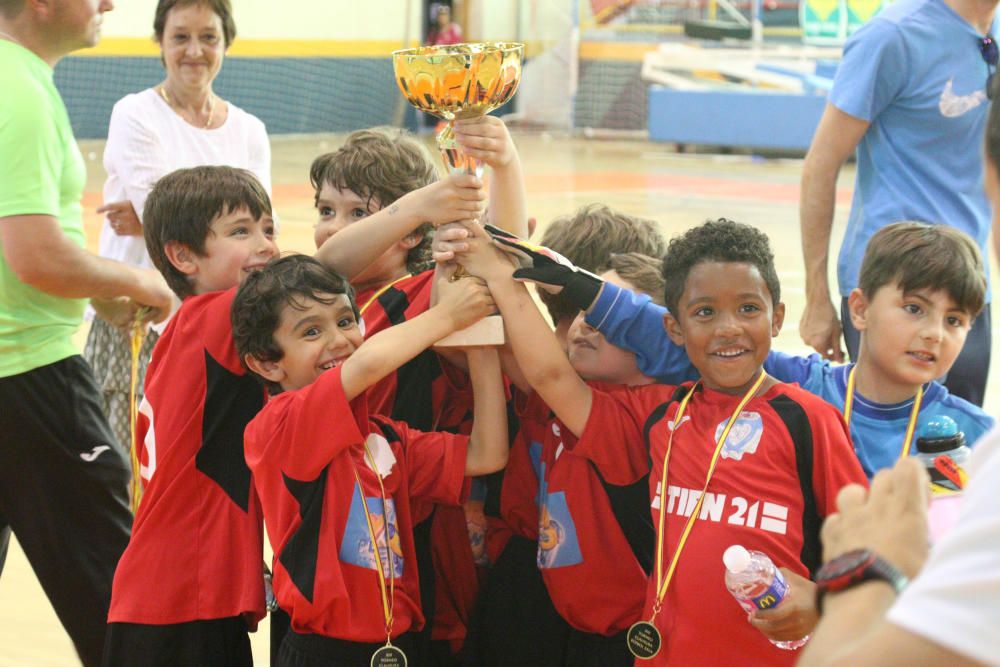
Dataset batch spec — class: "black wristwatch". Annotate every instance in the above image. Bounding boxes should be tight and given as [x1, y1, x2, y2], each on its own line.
[814, 548, 909, 614]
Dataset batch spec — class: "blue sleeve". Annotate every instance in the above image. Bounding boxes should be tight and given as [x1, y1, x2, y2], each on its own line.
[829, 19, 908, 122]
[584, 282, 698, 384]
[763, 350, 816, 386]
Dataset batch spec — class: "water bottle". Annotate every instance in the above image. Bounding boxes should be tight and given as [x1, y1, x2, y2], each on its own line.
[914, 415, 970, 493]
[722, 544, 809, 650]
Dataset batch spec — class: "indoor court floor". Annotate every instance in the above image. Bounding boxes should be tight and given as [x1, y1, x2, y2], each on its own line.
[1, 132, 997, 665]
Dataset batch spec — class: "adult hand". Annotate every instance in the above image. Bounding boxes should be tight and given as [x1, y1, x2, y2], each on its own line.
[131, 268, 175, 324]
[820, 457, 931, 579]
[98, 200, 143, 237]
[91, 296, 143, 334]
[800, 295, 844, 362]
[750, 568, 818, 642]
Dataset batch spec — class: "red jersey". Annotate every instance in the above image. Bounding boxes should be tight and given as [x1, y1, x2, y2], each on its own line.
[357, 269, 483, 650]
[244, 366, 469, 642]
[528, 387, 650, 636]
[576, 381, 867, 666]
[109, 289, 266, 625]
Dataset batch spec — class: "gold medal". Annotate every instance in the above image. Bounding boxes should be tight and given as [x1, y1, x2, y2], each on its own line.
[626, 620, 662, 659]
[371, 642, 407, 666]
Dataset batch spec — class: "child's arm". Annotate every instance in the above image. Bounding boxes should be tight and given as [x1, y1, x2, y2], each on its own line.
[463, 347, 509, 475]
[454, 116, 529, 238]
[455, 224, 594, 437]
[340, 267, 493, 400]
[314, 173, 486, 279]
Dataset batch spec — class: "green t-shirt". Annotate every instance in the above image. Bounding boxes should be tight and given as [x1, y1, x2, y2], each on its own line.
[0, 40, 87, 378]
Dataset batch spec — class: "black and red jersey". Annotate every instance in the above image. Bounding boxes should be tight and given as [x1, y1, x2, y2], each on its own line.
[109, 288, 266, 626]
[575, 381, 868, 665]
[244, 365, 468, 642]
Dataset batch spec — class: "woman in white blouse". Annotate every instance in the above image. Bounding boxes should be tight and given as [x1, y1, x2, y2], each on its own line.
[85, 0, 272, 450]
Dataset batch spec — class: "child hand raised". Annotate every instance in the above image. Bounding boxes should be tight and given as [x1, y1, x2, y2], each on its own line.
[435, 264, 497, 332]
[400, 172, 487, 228]
[454, 116, 518, 169]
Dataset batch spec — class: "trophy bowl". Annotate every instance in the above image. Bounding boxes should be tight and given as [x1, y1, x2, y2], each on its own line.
[392, 42, 523, 347]
[392, 42, 523, 175]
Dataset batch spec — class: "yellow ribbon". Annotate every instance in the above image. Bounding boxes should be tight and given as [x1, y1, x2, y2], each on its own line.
[359, 274, 413, 316]
[352, 441, 397, 642]
[843, 365, 924, 461]
[127, 308, 150, 514]
[650, 371, 767, 620]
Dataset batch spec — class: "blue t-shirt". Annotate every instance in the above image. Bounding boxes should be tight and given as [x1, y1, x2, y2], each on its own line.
[767, 352, 994, 477]
[586, 282, 994, 477]
[830, 0, 995, 296]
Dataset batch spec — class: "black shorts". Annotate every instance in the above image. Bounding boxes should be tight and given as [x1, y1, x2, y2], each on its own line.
[0, 355, 132, 667]
[278, 629, 415, 667]
[102, 616, 252, 667]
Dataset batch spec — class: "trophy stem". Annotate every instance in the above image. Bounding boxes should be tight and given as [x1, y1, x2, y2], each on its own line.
[437, 120, 484, 178]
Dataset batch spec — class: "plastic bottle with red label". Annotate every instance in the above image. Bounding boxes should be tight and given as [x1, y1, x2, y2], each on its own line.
[723, 544, 809, 650]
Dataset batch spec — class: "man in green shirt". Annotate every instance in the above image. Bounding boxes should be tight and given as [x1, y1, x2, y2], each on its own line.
[0, 1, 172, 665]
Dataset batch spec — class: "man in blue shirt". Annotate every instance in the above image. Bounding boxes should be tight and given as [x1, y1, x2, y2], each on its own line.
[799, 0, 999, 406]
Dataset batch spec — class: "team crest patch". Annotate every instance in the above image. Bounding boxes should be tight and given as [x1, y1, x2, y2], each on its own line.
[716, 411, 764, 461]
[340, 486, 405, 577]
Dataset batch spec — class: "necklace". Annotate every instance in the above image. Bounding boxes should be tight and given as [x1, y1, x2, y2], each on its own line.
[158, 84, 216, 130]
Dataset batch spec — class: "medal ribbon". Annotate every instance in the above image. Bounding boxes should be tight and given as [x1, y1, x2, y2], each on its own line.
[650, 371, 767, 620]
[843, 365, 924, 461]
[359, 274, 412, 316]
[352, 441, 397, 643]
[127, 310, 149, 513]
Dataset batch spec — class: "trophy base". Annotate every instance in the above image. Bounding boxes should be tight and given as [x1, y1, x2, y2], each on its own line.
[434, 315, 505, 347]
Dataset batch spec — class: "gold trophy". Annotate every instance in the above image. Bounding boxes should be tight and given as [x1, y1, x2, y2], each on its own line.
[393, 42, 523, 346]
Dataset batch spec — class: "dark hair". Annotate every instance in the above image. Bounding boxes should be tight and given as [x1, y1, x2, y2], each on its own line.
[154, 0, 236, 47]
[858, 222, 986, 316]
[599, 253, 666, 307]
[310, 127, 438, 274]
[232, 254, 357, 393]
[661, 218, 780, 316]
[539, 204, 666, 323]
[143, 166, 272, 299]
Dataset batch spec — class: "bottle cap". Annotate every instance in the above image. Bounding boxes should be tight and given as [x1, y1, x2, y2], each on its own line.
[916, 415, 966, 454]
[723, 545, 750, 573]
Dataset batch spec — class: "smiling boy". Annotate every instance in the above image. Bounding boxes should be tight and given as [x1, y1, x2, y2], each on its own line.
[232, 254, 508, 665]
[104, 166, 278, 666]
[454, 219, 867, 664]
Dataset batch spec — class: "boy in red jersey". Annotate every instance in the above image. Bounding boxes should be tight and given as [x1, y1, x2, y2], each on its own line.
[454, 218, 868, 666]
[103, 166, 278, 666]
[467, 253, 667, 667]
[232, 254, 509, 666]
[308, 120, 527, 662]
